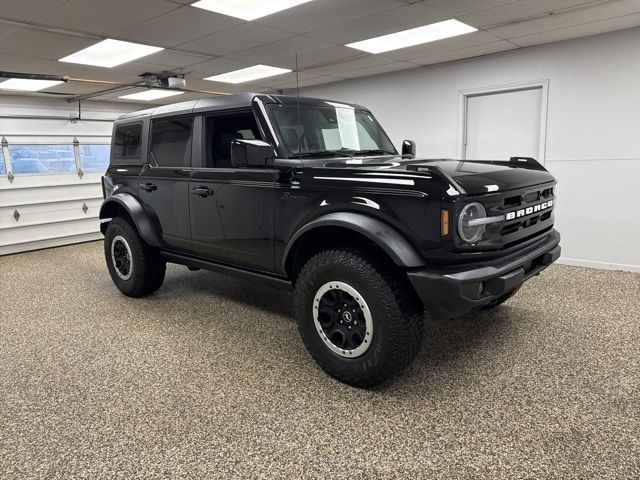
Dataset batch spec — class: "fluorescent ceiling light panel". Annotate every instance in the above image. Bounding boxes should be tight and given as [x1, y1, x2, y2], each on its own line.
[346, 19, 477, 54]
[0, 78, 63, 91]
[205, 64, 291, 84]
[192, 0, 316, 21]
[119, 90, 185, 101]
[59, 39, 164, 68]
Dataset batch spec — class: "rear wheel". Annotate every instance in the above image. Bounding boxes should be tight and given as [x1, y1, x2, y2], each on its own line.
[294, 249, 424, 388]
[104, 217, 166, 297]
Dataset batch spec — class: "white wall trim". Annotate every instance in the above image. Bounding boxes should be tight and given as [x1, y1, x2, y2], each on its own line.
[457, 79, 549, 163]
[558, 257, 640, 273]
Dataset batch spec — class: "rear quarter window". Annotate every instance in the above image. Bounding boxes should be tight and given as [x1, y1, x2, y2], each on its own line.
[113, 123, 142, 159]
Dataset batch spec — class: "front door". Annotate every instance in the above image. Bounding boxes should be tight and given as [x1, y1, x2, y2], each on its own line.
[138, 116, 193, 251]
[189, 110, 277, 271]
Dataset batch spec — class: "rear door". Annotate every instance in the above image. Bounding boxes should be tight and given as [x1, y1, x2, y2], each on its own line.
[189, 109, 277, 271]
[138, 115, 193, 251]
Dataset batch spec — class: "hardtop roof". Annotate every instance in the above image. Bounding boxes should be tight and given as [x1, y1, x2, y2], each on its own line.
[114, 92, 368, 122]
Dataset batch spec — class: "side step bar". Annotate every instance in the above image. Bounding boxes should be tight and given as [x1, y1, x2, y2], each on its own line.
[161, 251, 293, 291]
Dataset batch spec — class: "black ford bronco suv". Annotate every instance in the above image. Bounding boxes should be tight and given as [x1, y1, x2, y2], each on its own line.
[100, 93, 560, 387]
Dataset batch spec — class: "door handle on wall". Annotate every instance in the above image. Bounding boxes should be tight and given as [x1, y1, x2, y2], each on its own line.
[139, 183, 157, 192]
[192, 186, 214, 198]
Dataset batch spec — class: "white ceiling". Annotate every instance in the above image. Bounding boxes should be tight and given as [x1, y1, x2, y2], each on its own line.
[0, 0, 639, 104]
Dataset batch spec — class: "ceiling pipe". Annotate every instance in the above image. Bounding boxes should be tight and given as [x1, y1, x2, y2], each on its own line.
[0, 70, 230, 103]
[0, 70, 70, 83]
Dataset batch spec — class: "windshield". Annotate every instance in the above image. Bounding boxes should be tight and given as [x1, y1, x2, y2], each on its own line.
[266, 103, 396, 158]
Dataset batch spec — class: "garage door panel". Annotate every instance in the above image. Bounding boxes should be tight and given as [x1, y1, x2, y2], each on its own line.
[0, 198, 102, 229]
[0, 217, 101, 248]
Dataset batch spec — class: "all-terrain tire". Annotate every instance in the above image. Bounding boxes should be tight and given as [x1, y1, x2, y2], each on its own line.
[294, 248, 424, 388]
[104, 217, 166, 298]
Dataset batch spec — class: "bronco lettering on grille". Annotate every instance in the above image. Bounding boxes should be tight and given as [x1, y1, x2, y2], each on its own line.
[505, 199, 553, 220]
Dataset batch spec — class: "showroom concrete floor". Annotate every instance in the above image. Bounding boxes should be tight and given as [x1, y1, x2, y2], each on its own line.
[0, 242, 638, 479]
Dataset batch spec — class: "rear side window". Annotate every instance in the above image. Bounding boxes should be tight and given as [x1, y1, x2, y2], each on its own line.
[113, 123, 142, 159]
[150, 117, 193, 167]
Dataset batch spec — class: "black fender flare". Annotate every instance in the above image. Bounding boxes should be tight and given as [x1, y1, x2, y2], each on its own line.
[282, 212, 426, 273]
[99, 193, 161, 247]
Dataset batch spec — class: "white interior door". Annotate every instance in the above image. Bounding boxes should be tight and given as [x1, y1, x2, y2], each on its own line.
[464, 87, 542, 161]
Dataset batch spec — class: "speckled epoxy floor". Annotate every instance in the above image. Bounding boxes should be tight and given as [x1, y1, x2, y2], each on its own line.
[0, 242, 638, 479]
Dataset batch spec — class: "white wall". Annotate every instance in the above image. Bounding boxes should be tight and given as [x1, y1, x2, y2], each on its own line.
[0, 96, 139, 255]
[298, 27, 640, 272]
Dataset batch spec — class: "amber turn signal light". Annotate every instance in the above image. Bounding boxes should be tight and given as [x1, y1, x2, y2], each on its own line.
[441, 209, 449, 236]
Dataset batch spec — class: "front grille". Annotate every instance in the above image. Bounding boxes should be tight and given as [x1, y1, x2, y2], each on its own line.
[503, 187, 553, 209]
[453, 182, 556, 252]
[499, 186, 554, 237]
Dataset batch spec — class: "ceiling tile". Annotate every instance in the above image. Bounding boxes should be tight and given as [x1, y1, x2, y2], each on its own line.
[488, 0, 640, 38]
[304, 54, 398, 75]
[0, 23, 22, 42]
[510, 12, 640, 47]
[409, 40, 516, 65]
[227, 35, 336, 67]
[274, 75, 346, 91]
[33, 0, 178, 37]
[306, 2, 449, 44]
[293, 46, 363, 69]
[177, 23, 294, 56]
[244, 71, 320, 88]
[423, 0, 518, 17]
[183, 57, 251, 78]
[255, 0, 410, 34]
[0, 28, 97, 61]
[115, 51, 214, 76]
[116, 5, 243, 48]
[0, 53, 51, 72]
[334, 61, 417, 79]
[0, 0, 68, 22]
[460, 0, 615, 29]
[381, 30, 504, 60]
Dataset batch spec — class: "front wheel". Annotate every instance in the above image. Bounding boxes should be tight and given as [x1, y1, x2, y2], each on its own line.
[104, 217, 166, 297]
[294, 249, 424, 388]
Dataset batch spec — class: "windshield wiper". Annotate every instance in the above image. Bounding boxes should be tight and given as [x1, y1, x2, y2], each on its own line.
[353, 149, 397, 156]
[293, 149, 355, 159]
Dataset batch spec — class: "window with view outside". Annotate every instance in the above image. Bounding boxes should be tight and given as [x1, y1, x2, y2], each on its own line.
[267, 103, 396, 158]
[0, 149, 5, 175]
[8, 144, 76, 174]
[80, 144, 111, 171]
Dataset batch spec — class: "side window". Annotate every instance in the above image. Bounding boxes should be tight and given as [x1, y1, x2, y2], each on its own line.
[113, 123, 142, 159]
[8, 144, 75, 174]
[150, 117, 193, 168]
[0, 148, 6, 175]
[205, 112, 261, 168]
[80, 144, 111, 172]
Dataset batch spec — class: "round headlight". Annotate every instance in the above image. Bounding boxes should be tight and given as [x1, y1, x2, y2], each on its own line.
[458, 202, 487, 244]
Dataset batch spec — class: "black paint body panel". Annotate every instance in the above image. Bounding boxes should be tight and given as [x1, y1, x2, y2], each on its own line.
[100, 93, 561, 319]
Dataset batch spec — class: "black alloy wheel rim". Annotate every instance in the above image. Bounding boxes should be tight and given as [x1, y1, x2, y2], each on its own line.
[313, 281, 373, 357]
[111, 236, 132, 280]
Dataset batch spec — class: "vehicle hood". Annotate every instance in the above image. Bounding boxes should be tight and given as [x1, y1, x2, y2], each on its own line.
[321, 157, 556, 196]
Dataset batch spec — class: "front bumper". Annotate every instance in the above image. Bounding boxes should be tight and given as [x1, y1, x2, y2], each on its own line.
[408, 229, 561, 319]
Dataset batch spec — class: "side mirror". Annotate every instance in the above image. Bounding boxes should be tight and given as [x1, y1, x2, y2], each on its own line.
[402, 140, 416, 159]
[231, 139, 275, 167]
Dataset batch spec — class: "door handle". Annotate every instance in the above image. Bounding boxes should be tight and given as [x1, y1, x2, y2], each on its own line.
[139, 183, 157, 192]
[192, 186, 213, 198]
